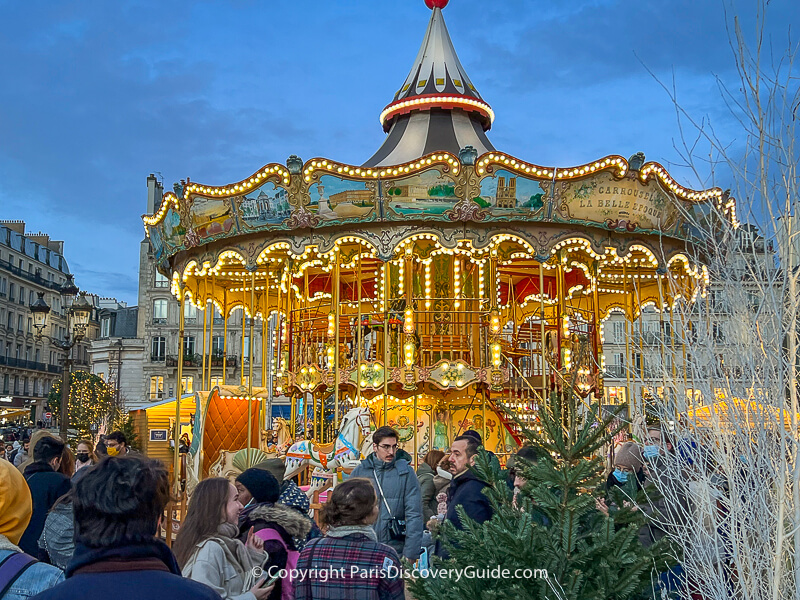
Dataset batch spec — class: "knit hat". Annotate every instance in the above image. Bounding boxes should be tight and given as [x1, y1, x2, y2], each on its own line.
[614, 442, 644, 471]
[236, 468, 280, 504]
[0, 458, 33, 545]
[253, 458, 286, 484]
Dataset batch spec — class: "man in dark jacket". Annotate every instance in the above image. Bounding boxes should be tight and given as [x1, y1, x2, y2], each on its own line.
[30, 454, 221, 600]
[19, 436, 70, 556]
[351, 426, 423, 560]
[435, 435, 493, 557]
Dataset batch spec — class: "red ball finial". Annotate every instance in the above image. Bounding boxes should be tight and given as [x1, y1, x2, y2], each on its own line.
[424, 0, 449, 9]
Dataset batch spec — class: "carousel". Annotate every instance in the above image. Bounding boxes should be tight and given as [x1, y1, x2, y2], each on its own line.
[142, 0, 737, 494]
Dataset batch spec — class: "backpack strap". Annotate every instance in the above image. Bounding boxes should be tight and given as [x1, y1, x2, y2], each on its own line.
[0, 552, 37, 596]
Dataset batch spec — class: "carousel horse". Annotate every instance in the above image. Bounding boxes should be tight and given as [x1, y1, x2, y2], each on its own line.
[209, 448, 270, 480]
[285, 405, 372, 498]
[260, 417, 293, 457]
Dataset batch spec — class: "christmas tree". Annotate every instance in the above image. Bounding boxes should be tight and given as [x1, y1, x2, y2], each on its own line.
[409, 340, 672, 600]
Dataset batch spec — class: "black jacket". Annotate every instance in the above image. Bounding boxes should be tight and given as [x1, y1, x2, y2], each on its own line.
[30, 540, 221, 600]
[436, 468, 493, 557]
[20, 461, 70, 556]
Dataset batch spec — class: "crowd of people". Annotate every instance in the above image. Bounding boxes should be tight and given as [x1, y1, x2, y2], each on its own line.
[0, 419, 717, 600]
[0, 423, 500, 600]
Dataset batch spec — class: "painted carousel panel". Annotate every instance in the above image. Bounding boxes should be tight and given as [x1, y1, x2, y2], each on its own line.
[307, 175, 377, 222]
[383, 167, 459, 218]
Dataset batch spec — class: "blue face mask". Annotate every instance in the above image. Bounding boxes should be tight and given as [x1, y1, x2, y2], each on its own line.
[613, 468, 629, 483]
[643, 445, 660, 459]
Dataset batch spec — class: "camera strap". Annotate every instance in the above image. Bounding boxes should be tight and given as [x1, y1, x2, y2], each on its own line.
[373, 470, 394, 518]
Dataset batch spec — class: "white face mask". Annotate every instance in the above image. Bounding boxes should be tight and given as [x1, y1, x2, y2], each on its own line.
[436, 467, 453, 480]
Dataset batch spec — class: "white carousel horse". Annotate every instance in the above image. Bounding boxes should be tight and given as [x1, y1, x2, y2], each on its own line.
[285, 406, 372, 498]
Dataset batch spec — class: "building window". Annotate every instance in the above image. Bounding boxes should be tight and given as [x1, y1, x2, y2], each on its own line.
[151, 336, 166, 360]
[183, 336, 196, 356]
[28, 290, 34, 306]
[18, 286, 24, 305]
[154, 271, 170, 288]
[212, 336, 224, 356]
[181, 376, 193, 394]
[13, 376, 19, 394]
[101, 317, 111, 338]
[153, 299, 168, 324]
[210, 376, 223, 387]
[6, 312, 13, 329]
[243, 336, 250, 359]
[149, 376, 164, 400]
[184, 302, 198, 324]
[17, 316, 23, 332]
[8, 283, 15, 302]
[2, 375, 8, 394]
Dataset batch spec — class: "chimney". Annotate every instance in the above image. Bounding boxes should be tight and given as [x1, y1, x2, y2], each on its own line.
[0, 220, 25, 235]
[146, 174, 164, 214]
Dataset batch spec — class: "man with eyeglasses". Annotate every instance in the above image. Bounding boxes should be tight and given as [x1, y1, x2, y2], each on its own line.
[351, 426, 423, 560]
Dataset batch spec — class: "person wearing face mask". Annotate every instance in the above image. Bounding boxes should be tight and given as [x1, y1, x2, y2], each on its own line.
[606, 441, 645, 492]
[104, 431, 133, 457]
[74, 440, 97, 472]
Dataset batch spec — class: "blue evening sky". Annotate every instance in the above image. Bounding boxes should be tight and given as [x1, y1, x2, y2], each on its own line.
[0, 0, 795, 304]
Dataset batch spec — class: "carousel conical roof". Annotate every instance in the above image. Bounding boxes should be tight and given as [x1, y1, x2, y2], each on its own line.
[363, 1, 495, 167]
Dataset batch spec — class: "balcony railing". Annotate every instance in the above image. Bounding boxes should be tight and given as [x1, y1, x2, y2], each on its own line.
[0, 259, 63, 291]
[164, 354, 238, 368]
[151, 354, 166, 362]
[0, 356, 56, 373]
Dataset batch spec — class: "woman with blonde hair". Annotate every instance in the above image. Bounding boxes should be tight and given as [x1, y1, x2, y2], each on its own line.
[74, 439, 97, 472]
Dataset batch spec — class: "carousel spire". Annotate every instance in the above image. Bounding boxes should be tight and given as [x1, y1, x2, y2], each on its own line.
[362, 0, 495, 167]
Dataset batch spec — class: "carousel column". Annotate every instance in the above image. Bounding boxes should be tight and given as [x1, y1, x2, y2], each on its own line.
[356, 257, 363, 407]
[261, 289, 266, 432]
[334, 257, 341, 434]
[623, 263, 633, 420]
[174, 285, 186, 497]
[222, 289, 228, 386]
[207, 277, 216, 390]
[592, 260, 603, 400]
[539, 262, 547, 395]
[383, 261, 390, 426]
[200, 281, 208, 394]
[247, 272, 256, 468]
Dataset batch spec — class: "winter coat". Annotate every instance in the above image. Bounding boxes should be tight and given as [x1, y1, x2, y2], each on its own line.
[182, 524, 265, 600]
[239, 503, 312, 600]
[638, 458, 690, 548]
[294, 528, 404, 600]
[351, 453, 423, 559]
[436, 468, 493, 558]
[37, 500, 74, 570]
[0, 534, 63, 600]
[12, 449, 28, 468]
[417, 463, 445, 523]
[30, 540, 220, 600]
[18, 463, 70, 557]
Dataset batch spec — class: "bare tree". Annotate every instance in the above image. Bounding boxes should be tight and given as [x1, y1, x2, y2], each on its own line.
[612, 2, 800, 598]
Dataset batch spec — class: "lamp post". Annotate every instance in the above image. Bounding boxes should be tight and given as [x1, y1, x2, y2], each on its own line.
[29, 274, 92, 441]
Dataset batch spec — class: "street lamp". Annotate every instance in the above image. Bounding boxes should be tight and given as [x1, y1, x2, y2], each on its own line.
[29, 274, 90, 441]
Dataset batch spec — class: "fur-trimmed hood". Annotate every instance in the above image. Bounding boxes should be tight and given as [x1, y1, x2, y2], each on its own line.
[247, 503, 312, 539]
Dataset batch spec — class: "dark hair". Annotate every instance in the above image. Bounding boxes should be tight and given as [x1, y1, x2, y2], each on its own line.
[320, 478, 376, 528]
[34, 436, 65, 464]
[454, 435, 480, 457]
[22, 436, 30, 444]
[516, 446, 538, 463]
[461, 430, 483, 444]
[73, 455, 170, 548]
[424, 450, 445, 470]
[373, 426, 399, 446]
[106, 431, 127, 445]
[173, 478, 230, 568]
